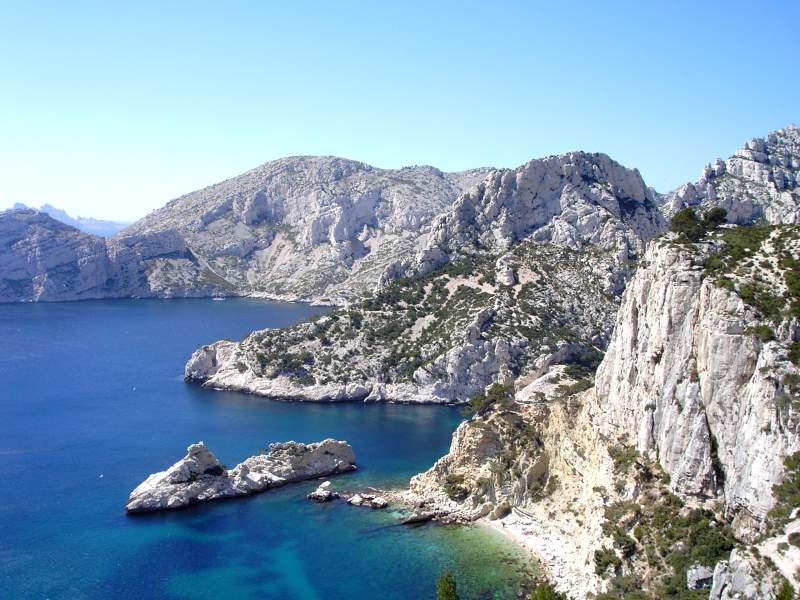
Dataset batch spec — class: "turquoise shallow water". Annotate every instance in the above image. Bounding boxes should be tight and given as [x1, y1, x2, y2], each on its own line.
[0, 298, 535, 599]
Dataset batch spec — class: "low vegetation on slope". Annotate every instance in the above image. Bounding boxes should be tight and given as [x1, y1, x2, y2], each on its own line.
[236, 239, 619, 396]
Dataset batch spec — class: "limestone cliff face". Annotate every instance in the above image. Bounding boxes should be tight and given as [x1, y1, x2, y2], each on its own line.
[594, 237, 800, 538]
[0, 209, 112, 301]
[663, 124, 800, 225]
[0, 209, 232, 302]
[406, 151, 666, 279]
[1, 158, 488, 303]
[124, 156, 490, 304]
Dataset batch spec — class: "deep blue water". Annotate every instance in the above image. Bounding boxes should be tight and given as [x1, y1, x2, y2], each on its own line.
[0, 298, 534, 599]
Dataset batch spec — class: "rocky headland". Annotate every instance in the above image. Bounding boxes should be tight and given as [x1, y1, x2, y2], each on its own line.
[125, 439, 356, 513]
[397, 228, 800, 598]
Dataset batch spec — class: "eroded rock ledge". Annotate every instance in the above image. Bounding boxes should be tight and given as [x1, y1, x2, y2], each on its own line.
[125, 439, 356, 513]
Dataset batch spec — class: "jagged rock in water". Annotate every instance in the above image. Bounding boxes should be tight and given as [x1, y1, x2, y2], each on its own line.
[125, 439, 355, 513]
[662, 124, 800, 225]
[307, 481, 338, 503]
[347, 493, 388, 509]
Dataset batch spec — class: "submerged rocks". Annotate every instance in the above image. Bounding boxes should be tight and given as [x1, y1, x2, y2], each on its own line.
[347, 493, 389, 509]
[125, 439, 356, 513]
[307, 481, 339, 503]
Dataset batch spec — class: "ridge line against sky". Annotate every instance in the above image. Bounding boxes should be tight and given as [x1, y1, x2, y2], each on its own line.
[1, 1, 798, 222]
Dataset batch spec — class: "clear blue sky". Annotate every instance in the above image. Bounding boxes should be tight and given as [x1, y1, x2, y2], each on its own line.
[1, 1, 797, 221]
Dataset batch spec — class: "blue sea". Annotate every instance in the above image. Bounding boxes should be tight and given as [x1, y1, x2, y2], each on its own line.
[0, 298, 535, 599]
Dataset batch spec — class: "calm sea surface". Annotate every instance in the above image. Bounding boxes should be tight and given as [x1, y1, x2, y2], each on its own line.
[0, 298, 534, 599]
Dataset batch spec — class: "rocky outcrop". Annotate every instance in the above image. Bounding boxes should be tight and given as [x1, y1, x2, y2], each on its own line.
[708, 514, 800, 599]
[594, 235, 800, 538]
[405, 151, 665, 279]
[347, 493, 389, 509]
[307, 481, 338, 502]
[0, 209, 234, 302]
[125, 439, 355, 513]
[662, 124, 800, 225]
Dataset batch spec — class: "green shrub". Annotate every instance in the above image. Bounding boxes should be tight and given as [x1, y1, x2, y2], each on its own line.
[769, 451, 800, 532]
[743, 325, 776, 342]
[595, 548, 622, 575]
[531, 582, 567, 600]
[776, 581, 795, 600]
[463, 382, 514, 416]
[670, 207, 727, 242]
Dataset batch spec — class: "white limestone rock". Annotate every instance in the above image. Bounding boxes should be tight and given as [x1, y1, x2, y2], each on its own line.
[123, 156, 491, 304]
[686, 563, 715, 590]
[594, 238, 800, 537]
[662, 124, 800, 225]
[125, 439, 356, 513]
[408, 151, 665, 279]
[307, 481, 338, 502]
[347, 493, 388, 509]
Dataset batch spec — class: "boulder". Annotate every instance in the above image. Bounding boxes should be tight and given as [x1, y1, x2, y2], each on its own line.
[686, 564, 714, 589]
[307, 481, 339, 503]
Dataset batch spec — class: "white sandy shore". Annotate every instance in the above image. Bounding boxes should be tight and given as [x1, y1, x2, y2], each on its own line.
[481, 509, 602, 599]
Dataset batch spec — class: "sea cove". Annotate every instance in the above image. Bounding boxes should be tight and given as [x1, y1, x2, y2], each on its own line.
[0, 298, 534, 599]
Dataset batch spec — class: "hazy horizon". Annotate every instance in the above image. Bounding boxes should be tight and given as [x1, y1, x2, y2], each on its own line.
[1, 1, 798, 222]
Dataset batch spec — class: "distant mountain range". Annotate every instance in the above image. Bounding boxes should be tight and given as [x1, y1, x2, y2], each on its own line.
[11, 203, 130, 237]
[1, 124, 798, 304]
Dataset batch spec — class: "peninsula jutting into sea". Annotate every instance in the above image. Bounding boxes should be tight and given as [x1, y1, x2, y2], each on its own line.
[2, 3, 798, 599]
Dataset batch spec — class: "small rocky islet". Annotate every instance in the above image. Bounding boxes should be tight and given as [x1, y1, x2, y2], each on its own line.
[125, 439, 356, 513]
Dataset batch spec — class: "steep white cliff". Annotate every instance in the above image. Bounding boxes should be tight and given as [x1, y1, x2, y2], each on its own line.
[595, 235, 800, 539]
[403, 227, 800, 598]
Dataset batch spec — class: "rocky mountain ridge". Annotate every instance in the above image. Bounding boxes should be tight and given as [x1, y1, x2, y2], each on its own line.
[3, 125, 799, 304]
[662, 124, 800, 225]
[12, 202, 130, 236]
[122, 156, 492, 303]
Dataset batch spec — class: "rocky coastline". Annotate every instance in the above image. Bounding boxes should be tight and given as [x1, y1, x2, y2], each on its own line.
[125, 439, 356, 513]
